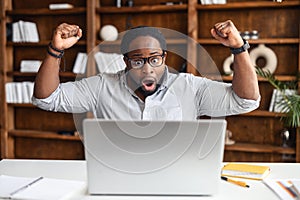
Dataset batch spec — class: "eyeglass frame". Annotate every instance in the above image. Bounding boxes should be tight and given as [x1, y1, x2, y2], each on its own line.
[124, 50, 166, 69]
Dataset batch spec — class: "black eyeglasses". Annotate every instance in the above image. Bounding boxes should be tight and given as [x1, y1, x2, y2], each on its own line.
[125, 52, 165, 69]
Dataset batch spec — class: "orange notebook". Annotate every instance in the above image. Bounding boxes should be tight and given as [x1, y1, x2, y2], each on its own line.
[221, 163, 270, 180]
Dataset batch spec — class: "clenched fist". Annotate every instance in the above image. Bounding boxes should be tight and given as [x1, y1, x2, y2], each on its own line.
[51, 23, 82, 51]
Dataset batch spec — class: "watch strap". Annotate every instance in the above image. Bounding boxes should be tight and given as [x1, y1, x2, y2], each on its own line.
[230, 39, 250, 55]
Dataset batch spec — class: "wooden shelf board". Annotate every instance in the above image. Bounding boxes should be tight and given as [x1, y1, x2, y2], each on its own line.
[8, 103, 35, 108]
[7, 40, 86, 46]
[198, 38, 299, 44]
[206, 75, 297, 82]
[7, 71, 80, 78]
[225, 142, 296, 155]
[240, 110, 286, 117]
[197, 1, 300, 10]
[97, 38, 188, 46]
[6, 7, 86, 16]
[97, 4, 188, 13]
[8, 129, 81, 141]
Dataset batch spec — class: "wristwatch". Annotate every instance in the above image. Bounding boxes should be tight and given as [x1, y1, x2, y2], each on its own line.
[230, 39, 250, 55]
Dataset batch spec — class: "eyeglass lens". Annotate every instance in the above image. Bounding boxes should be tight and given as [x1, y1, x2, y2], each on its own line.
[130, 55, 164, 68]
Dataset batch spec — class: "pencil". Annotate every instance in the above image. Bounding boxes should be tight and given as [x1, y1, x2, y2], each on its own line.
[221, 176, 250, 188]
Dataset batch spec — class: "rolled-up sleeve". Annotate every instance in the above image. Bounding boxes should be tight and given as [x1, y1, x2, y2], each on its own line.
[32, 76, 101, 113]
[192, 76, 260, 117]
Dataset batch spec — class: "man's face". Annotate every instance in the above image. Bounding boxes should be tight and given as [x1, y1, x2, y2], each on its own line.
[124, 36, 167, 96]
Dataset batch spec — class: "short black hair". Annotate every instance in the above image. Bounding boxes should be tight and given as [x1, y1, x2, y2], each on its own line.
[120, 26, 167, 55]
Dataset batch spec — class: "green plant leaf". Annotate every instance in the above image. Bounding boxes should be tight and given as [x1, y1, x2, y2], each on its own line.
[256, 67, 299, 128]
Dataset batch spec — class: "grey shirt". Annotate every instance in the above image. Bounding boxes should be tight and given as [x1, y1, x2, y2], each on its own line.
[32, 68, 260, 120]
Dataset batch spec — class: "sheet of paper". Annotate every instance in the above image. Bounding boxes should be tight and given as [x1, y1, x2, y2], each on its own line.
[0, 175, 86, 200]
[0, 175, 40, 198]
[264, 179, 300, 200]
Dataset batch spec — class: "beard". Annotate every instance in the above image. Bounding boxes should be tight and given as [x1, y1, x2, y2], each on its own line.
[136, 84, 161, 97]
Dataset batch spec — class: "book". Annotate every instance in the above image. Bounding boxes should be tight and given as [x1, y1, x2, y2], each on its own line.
[72, 52, 87, 74]
[12, 20, 39, 43]
[49, 3, 74, 10]
[0, 175, 86, 200]
[5, 82, 34, 103]
[263, 179, 300, 200]
[221, 163, 270, 180]
[94, 52, 126, 74]
[20, 60, 42, 72]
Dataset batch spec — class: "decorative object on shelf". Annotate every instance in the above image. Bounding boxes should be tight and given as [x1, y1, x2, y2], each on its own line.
[126, 0, 134, 7]
[281, 128, 296, 148]
[225, 130, 235, 145]
[256, 67, 300, 128]
[269, 89, 297, 113]
[223, 54, 234, 76]
[250, 44, 277, 74]
[241, 31, 250, 40]
[99, 25, 118, 41]
[250, 30, 259, 40]
[240, 30, 259, 40]
[116, 0, 121, 7]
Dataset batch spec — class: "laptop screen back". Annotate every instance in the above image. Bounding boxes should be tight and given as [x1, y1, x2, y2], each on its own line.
[83, 119, 227, 196]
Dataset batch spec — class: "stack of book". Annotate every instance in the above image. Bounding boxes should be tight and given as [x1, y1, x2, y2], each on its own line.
[20, 60, 42, 72]
[5, 82, 34, 104]
[199, 0, 226, 5]
[72, 52, 88, 74]
[12, 20, 39, 43]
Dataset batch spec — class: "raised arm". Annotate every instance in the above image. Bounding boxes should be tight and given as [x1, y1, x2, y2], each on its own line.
[33, 23, 82, 99]
[210, 20, 259, 100]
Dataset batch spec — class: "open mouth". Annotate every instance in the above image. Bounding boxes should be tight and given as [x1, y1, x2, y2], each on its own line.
[141, 79, 156, 91]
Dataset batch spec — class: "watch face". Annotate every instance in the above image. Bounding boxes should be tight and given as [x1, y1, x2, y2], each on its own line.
[230, 40, 250, 55]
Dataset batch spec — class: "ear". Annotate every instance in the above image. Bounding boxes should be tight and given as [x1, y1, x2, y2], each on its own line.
[123, 56, 129, 66]
[163, 51, 167, 61]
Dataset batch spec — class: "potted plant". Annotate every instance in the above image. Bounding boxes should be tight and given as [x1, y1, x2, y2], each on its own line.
[256, 67, 299, 152]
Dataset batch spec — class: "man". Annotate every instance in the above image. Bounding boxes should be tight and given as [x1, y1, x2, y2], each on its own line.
[32, 20, 260, 120]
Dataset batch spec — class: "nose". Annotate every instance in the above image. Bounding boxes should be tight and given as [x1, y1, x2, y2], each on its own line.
[141, 62, 153, 74]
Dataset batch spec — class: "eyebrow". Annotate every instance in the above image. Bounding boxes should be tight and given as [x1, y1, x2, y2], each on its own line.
[130, 50, 162, 57]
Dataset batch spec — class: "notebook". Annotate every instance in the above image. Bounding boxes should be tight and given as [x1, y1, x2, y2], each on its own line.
[221, 163, 270, 180]
[83, 119, 227, 196]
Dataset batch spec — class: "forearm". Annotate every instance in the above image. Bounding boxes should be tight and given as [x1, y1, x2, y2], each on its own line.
[33, 23, 82, 99]
[33, 48, 61, 99]
[232, 51, 260, 100]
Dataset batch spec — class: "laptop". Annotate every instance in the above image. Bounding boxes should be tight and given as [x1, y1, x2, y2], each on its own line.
[83, 119, 227, 196]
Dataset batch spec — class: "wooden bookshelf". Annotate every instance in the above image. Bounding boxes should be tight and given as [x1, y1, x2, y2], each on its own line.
[0, 0, 299, 161]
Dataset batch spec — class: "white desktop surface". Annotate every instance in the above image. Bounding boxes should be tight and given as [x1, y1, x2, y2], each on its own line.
[0, 159, 299, 200]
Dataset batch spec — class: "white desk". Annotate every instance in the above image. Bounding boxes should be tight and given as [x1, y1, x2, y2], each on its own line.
[0, 159, 299, 200]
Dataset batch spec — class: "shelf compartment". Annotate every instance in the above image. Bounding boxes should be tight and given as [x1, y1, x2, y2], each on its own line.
[225, 142, 295, 155]
[97, 4, 188, 13]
